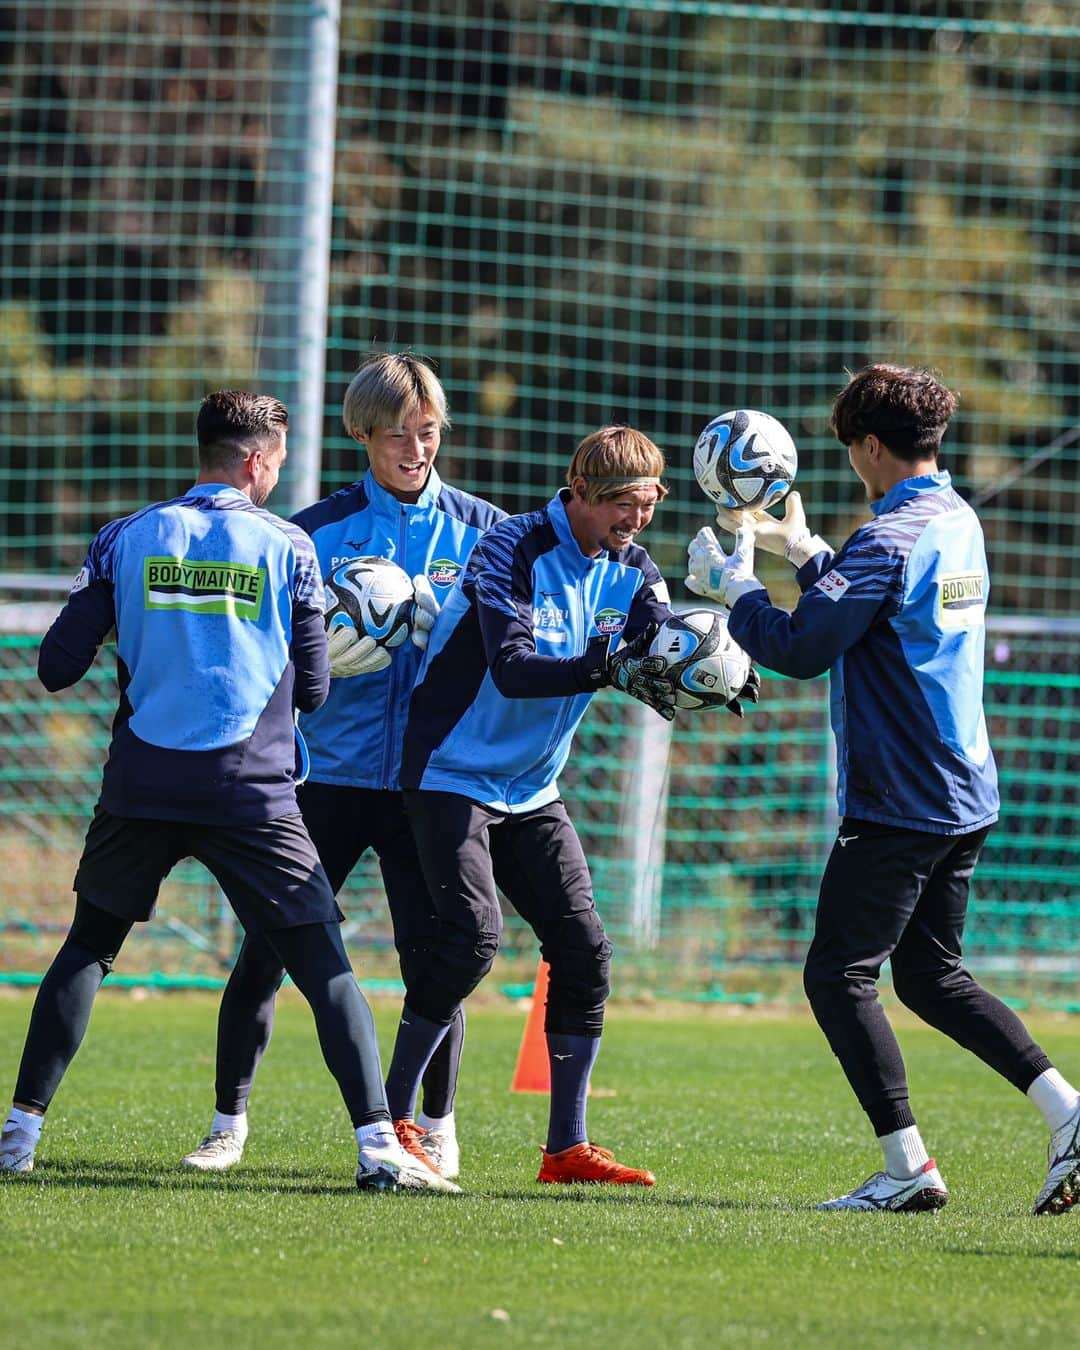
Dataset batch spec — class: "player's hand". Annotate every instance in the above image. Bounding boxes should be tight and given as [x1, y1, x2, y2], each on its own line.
[607, 623, 677, 722]
[715, 492, 831, 568]
[326, 625, 392, 677]
[685, 524, 766, 609]
[411, 574, 440, 651]
[724, 665, 762, 719]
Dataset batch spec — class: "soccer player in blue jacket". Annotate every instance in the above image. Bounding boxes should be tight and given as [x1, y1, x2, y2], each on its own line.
[686, 364, 1080, 1215]
[390, 424, 759, 1186]
[0, 391, 455, 1193]
[181, 355, 504, 1180]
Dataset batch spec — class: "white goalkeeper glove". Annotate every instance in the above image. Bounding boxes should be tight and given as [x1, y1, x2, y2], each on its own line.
[411, 574, 440, 651]
[326, 625, 392, 678]
[685, 523, 766, 609]
[714, 491, 831, 569]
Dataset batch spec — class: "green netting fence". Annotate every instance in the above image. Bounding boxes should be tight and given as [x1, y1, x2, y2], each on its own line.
[1, 1, 1078, 998]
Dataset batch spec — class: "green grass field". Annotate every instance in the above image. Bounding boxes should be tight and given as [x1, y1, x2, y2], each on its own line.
[3, 991, 1080, 1347]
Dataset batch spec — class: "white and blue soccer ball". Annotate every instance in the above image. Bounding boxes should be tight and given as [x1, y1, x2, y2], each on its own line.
[648, 608, 751, 710]
[693, 408, 797, 512]
[323, 556, 414, 651]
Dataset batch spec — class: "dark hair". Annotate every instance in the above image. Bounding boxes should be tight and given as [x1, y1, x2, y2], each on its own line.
[829, 365, 958, 461]
[196, 390, 289, 471]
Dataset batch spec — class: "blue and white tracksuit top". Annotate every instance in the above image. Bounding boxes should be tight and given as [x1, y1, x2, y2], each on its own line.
[37, 483, 329, 826]
[728, 471, 999, 835]
[400, 488, 672, 814]
[291, 467, 505, 790]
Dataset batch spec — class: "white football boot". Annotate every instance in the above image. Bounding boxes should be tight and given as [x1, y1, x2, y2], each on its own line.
[0, 1125, 38, 1174]
[181, 1129, 246, 1171]
[356, 1138, 461, 1194]
[818, 1158, 949, 1212]
[418, 1126, 460, 1180]
[1033, 1101, 1080, 1215]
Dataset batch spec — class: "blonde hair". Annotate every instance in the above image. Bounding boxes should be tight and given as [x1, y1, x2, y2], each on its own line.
[566, 425, 669, 505]
[342, 352, 449, 441]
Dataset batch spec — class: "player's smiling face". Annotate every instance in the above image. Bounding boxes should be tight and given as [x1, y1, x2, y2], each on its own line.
[567, 481, 659, 557]
[358, 406, 441, 502]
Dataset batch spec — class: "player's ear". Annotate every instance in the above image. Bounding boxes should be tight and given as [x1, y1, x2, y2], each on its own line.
[570, 475, 588, 503]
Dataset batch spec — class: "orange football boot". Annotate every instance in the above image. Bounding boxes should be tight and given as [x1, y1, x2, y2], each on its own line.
[537, 1141, 655, 1186]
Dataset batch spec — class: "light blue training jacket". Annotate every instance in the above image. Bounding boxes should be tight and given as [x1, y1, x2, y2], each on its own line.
[292, 466, 505, 790]
[401, 488, 672, 813]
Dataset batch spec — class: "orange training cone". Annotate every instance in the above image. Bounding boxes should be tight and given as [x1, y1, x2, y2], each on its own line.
[510, 959, 551, 1093]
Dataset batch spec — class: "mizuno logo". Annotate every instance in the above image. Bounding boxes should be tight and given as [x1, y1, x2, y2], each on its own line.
[552, 1053, 573, 1061]
[837, 834, 859, 847]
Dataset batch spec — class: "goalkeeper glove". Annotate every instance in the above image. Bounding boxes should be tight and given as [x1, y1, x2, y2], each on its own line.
[714, 491, 831, 569]
[326, 625, 392, 678]
[685, 524, 766, 609]
[607, 623, 677, 722]
[411, 574, 440, 651]
[724, 665, 762, 720]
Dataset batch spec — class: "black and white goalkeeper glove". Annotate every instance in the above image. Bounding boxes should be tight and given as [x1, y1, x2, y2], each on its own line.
[606, 623, 677, 722]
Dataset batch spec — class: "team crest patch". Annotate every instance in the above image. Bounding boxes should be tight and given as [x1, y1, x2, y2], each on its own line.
[427, 557, 462, 588]
[816, 569, 850, 601]
[593, 607, 627, 637]
[144, 557, 266, 619]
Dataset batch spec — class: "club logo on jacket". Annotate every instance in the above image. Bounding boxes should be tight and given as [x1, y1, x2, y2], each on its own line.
[593, 607, 627, 637]
[428, 557, 462, 588]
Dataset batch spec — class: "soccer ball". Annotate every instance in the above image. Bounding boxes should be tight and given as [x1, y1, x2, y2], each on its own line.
[323, 556, 414, 651]
[693, 409, 797, 512]
[649, 608, 752, 710]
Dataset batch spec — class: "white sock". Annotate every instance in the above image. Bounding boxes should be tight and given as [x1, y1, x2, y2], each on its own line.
[1027, 1068, 1080, 1134]
[211, 1110, 248, 1142]
[880, 1125, 930, 1179]
[5, 1108, 44, 1142]
[417, 1110, 455, 1136]
[356, 1120, 397, 1155]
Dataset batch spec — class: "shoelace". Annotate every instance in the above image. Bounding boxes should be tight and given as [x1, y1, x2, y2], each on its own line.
[195, 1132, 240, 1153]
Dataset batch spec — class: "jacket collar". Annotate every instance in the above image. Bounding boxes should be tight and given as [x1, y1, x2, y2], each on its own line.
[871, 470, 951, 517]
[548, 487, 591, 559]
[187, 482, 250, 502]
[363, 465, 443, 511]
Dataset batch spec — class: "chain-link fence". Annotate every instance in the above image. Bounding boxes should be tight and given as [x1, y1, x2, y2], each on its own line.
[2, 1, 1078, 996]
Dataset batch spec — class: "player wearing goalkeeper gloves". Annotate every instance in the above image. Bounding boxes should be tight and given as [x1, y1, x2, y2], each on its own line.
[685, 364, 1080, 1216]
[0, 391, 455, 1193]
[180, 355, 504, 1181]
[388, 424, 758, 1188]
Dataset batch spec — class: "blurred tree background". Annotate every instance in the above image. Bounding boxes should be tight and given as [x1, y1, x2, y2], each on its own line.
[1, 0, 1076, 608]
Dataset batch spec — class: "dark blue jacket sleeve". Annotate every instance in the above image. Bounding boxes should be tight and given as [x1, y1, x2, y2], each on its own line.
[38, 579, 116, 692]
[727, 539, 898, 680]
[291, 602, 330, 713]
[479, 605, 608, 697]
[471, 534, 606, 697]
